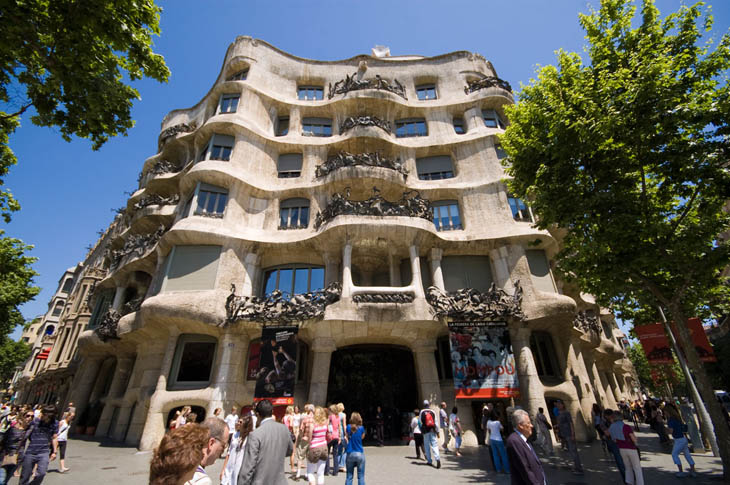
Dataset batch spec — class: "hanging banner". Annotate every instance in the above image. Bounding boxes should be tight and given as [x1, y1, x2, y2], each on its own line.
[253, 326, 299, 405]
[448, 321, 520, 399]
[635, 318, 716, 364]
[683, 317, 717, 362]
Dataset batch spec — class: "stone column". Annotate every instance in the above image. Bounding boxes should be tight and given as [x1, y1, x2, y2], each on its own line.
[111, 286, 126, 311]
[429, 248, 445, 291]
[341, 243, 353, 298]
[308, 338, 336, 405]
[563, 339, 592, 441]
[324, 253, 340, 286]
[389, 250, 401, 287]
[241, 252, 259, 297]
[489, 246, 515, 292]
[66, 355, 103, 433]
[409, 245, 426, 298]
[511, 326, 550, 434]
[95, 355, 135, 437]
[412, 341, 440, 405]
[210, 331, 249, 415]
[598, 370, 618, 409]
[609, 371, 623, 403]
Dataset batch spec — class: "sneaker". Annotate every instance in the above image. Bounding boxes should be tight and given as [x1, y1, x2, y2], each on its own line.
[675, 471, 688, 477]
[436, 460, 441, 469]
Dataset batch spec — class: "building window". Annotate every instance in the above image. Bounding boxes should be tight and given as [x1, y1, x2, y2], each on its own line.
[416, 156, 454, 180]
[61, 278, 74, 293]
[453, 117, 466, 134]
[199, 134, 234, 162]
[51, 300, 65, 317]
[227, 69, 248, 81]
[302, 117, 332, 137]
[88, 290, 114, 329]
[525, 249, 556, 293]
[416, 84, 437, 100]
[169, 334, 217, 390]
[530, 331, 561, 379]
[194, 184, 228, 218]
[279, 198, 310, 229]
[262, 265, 325, 297]
[495, 144, 507, 160]
[432, 200, 462, 231]
[508, 195, 533, 222]
[161, 245, 222, 292]
[297, 86, 324, 101]
[434, 336, 453, 380]
[395, 118, 427, 138]
[441, 256, 493, 292]
[601, 319, 614, 340]
[278, 154, 303, 178]
[276, 117, 289, 136]
[482, 109, 506, 129]
[218, 94, 240, 114]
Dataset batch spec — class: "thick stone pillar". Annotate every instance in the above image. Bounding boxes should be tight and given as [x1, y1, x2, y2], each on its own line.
[412, 341, 440, 405]
[95, 355, 135, 437]
[210, 331, 249, 414]
[511, 327, 549, 423]
[389, 251, 401, 287]
[241, 253, 259, 296]
[111, 286, 126, 311]
[308, 338, 336, 405]
[598, 370, 618, 409]
[490, 246, 515, 292]
[564, 340, 592, 441]
[609, 371, 623, 403]
[342, 243, 353, 298]
[66, 355, 103, 433]
[409, 245, 426, 298]
[324, 253, 340, 286]
[429, 248, 445, 291]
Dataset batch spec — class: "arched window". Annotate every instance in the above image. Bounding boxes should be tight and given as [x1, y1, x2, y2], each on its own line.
[51, 300, 65, 317]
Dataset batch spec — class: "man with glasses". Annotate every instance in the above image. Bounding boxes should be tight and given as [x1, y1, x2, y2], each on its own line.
[185, 417, 229, 485]
[19, 405, 58, 485]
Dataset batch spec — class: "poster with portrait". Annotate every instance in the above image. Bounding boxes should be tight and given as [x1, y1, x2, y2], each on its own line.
[253, 326, 298, 405]
[448, 321, 520, 399]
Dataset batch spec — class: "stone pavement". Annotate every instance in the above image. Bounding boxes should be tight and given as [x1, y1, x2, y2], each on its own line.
[6, 428, 724, 484]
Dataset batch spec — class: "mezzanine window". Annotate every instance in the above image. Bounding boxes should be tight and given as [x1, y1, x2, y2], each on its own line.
[507, 195, 532, 222]
[416, 84, 437, 100]
[227, 69, 248, 81]
[302, 117, 332, 137]
[194, 184, 228, 218]
[482, 109, 506, 129]
[219, 94, 240, 114]
[432, 200, 462, 231]
[395, 118, 427, 138]
[525, 249, 556, 293]
[453, 117, 466, 135]
[279, 198, 310, 229]
[262, 265, 325, 297]
[278, 154, 303, 178]
[416, 156, 454, 181]
[276, 117, 289, 136]
[298, 86, 324, 101]
[199, 134, 234, 162]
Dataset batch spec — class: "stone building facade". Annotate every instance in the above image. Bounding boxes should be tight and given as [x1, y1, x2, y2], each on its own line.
[63, 38, 638, 449]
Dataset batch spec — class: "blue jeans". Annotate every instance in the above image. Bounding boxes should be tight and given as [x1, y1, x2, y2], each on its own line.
[345, 451, 365, 485]
[490, 439, 510, 473]
[19, 452, 49, 485]
[606, 439, 626, 480]
[337, 440, 347, 468]
[423, 431, 440, 464]
[325, 439, 339, 475]
[0, 464, 19, 485]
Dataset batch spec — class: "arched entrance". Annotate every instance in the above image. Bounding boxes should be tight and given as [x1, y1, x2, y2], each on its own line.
[326, 345, 418, 444]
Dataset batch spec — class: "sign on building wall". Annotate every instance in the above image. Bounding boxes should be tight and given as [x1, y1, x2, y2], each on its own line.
[635, 318, 716, 364]
[448, 321, 520, 399]
[252, 326, 299, 405]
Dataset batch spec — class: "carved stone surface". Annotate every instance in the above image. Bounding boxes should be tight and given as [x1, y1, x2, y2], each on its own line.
[314, 187, 432, 229]
[85, 267, 108, 279]
[94, 309, 121, 342]
[573, 311, 601, 334]
[352, 293, 415, 304]
[107, 225, 167, 271]
[328, 73, 407, 100]
[158, 121, 197, 148]
[340, 116, 391, 135]
[426, 281, 524, 321]
[225, 282, 342, 324]
[464, 76, 512, 94]
[315, 152, 407, 179]
[132, 193, 180, 211]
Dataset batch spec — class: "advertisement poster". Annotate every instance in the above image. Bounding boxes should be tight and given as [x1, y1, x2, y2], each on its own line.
[448, 321, 520, 399]
[635, 318, 715, 364]
[253, 326, 298, 404]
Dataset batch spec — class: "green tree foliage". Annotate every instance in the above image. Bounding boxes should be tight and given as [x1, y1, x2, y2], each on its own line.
[501, 0, 730, 473]
[0, 232, 39, 337]
[0, 0, 170, 221]
[627, 344, 685, 398]
[0, 338, 30, 385]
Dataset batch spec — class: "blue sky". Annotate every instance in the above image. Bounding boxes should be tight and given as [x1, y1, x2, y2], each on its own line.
[5, 0, 730, 339]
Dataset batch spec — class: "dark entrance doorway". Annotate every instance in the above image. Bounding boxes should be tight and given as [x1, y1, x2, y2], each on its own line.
[327, 345, 418, 445]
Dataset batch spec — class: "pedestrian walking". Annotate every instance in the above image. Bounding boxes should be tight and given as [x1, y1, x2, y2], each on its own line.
[486, 410, 509, 474]
[439, 402, 450, 453]
[556, 400, 583, 475]
[294, 404, 314, 481]
[224, 406, 239, 457]
[449, 407, 463, 457]
[150, 423, 209, 485]
[345, 412, 366, 485]
[609, 410, 643, 485]
[237, 399, 293, 485]
[410, 410, 425, 460]
[57, 412, 71, 473]
[665, 404, 697, 477]
[336, 403, 347, 472]
[18, 404, 58, 485]
[283, 406, 298, 476]
[506, 409, 546, 485]
[305, 406, 329, 485]
[325, 405, 341, 476]
[220, 415, 253, 485]
[601, 410, 626, 482]
[0, 410, 31, 485]
[534, 407, 554, 456]
[185, 417, 229, 485]
[419, 401, 441, 469]
[375, 406, 384, 446]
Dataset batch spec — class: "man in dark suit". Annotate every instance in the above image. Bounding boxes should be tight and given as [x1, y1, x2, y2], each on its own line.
[237, 399, 293, 485]
[506, 409, 547, 485]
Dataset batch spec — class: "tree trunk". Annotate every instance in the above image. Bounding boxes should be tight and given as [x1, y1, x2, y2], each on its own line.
[667, 301, 730, 482]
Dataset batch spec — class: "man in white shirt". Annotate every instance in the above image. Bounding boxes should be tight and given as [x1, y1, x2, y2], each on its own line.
[223, 406, 238, 457]
[185, 417, 229, 485]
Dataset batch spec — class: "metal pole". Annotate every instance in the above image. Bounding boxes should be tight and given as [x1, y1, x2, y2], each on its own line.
[657, 306, 718, 456]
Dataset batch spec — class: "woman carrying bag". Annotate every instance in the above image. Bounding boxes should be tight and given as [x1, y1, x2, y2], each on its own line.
[666, 403, 697, 478]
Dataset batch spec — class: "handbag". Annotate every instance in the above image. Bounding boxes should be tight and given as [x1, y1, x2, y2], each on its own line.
[1, 453, 17, 466]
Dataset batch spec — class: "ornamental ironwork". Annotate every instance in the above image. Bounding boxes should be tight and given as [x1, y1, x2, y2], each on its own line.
[107, 225, 167, 271]
[573, 311, 601, 334]
[340, 116, 391, 135]
[313, 187, 432, 229]
[122, 297, 144, 315]
[315, 152, 407, 179]
[158, 121, 197, 148]
[150, 159, 182, 176]
[464, 76, 512, 95]
[225, 282, 342, 324]
[328, 73, 407, 100]
[94, 309, 121, 342]
[132, 194, 180, 211]
[426, 281, 524, 321]
[352, 293, 415, 304]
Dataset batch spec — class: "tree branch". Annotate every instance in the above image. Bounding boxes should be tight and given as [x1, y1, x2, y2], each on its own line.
[0, 103, 32, 120]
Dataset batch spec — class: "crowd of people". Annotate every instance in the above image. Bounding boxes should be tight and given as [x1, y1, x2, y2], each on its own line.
[0, 401, 75, 484]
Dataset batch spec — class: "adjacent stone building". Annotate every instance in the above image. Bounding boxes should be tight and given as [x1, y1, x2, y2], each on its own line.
[62, 38, 638, 449]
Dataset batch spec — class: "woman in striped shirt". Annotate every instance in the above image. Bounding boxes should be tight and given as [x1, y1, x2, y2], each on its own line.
[306, 406, 329, 485]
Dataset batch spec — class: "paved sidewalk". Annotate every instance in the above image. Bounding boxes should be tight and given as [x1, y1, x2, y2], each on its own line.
[7, 428, 724, 484]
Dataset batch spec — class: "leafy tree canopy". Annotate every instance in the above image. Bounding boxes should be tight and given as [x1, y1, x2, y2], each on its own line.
[0, 338, 30, 385]
[0, 0, 170, 222]
[0, 231, 39, 338]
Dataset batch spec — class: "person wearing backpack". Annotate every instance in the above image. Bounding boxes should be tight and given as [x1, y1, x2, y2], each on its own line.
[418, 401, 441, 469]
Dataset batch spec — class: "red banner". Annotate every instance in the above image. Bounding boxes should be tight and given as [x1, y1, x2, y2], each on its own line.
[635, 318, 716, 364]
[682, 317, 716, 362]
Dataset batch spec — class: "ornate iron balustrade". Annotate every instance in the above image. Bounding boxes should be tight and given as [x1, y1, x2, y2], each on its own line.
[315, 152, 407, 179]
[132, 193, 180, 211]
[340, 116, 391, 135]
[94, 309, 121, 342]
[158, 121, 197, 149]
[464, 76, 512, 95]
[106, 225, 167, 271]
[352, 293, 415, 304]
[328, 73, 407, 100]
[314, 187, 432, 229]
[426, 281, 525, 321]
[150, 159, 182, 176]
[573, 311, 601, 334]
[225, 283, 342, 324]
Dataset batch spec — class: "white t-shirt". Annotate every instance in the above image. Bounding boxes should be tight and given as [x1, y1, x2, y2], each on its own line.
[224, 413, 238, 432]
[57, 419, 69, 441]
[410, 416, 421, 434]
[487, 420, 503, 441]
[449, 413, 460, 434]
